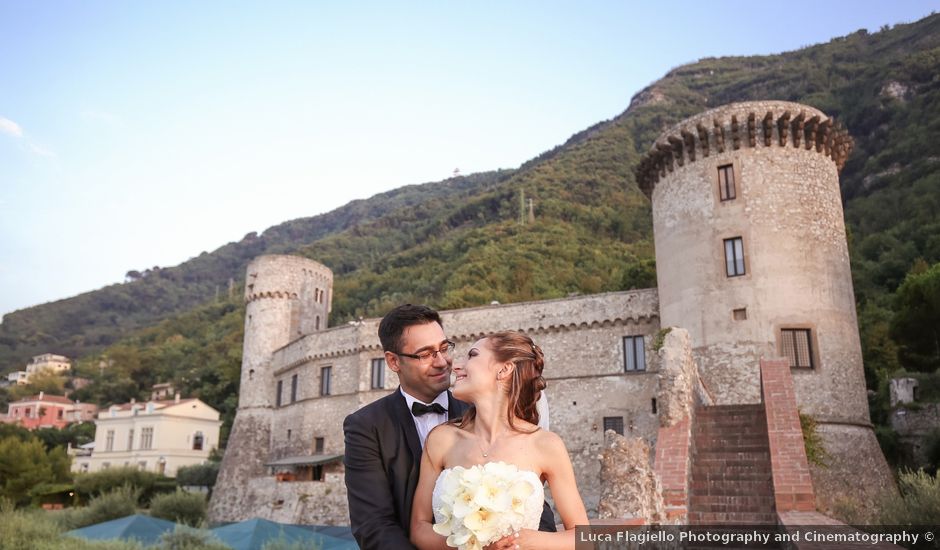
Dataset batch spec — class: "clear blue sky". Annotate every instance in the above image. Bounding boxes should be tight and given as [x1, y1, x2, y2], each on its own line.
[1, 1, 936, 318]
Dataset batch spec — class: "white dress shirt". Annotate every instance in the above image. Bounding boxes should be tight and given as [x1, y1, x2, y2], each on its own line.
[400, 388, 449, 448]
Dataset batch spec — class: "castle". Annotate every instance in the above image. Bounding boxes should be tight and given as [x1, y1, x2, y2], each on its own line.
[209, 101, 893, 525]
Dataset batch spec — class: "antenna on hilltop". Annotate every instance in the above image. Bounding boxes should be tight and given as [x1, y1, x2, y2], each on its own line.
[518, 189, 536, 225]
[453, 168, 460, 177]
[519, 189, 526, 225]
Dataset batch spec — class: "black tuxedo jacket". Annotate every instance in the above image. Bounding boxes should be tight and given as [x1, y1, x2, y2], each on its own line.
[343, 388, 555, 550]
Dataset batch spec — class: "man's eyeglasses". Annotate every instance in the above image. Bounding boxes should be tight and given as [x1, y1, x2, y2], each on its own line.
[397, 341, 456, 363]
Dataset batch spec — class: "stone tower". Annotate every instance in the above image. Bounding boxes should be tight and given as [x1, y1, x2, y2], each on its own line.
[209, 255, 333, 521]
[635, 100, 892, 511]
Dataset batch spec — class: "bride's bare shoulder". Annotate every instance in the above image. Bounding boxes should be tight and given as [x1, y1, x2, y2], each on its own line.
[532, 428, 568, 455]
[427, 422, 462, 443]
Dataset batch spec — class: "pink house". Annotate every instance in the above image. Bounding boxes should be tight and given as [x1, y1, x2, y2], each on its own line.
[3, 392, 98, 430]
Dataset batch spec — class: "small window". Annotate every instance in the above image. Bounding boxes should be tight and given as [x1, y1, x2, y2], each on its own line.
[315, 316, 320, 330]
[287, 429, 292, 441]
[733, 308, 747, 321]
[781, 328, 814, 369]
[718, 164, 736, 201]
[106, 430, 115, 451]
[623, 336, 646, 372]
[127, 429, 134, 450]
[102, 462, 111, 470]
[651, 398, 658, 414]
[193, 431, 204, 451]
[138, 461, 147, 470]
[320, 367, 332, 396]
[371, 358, 386, 389]
[603, 416, 625, 435]
[141, 427, 154, 450]
[724, 237, 746, 277]
[290, 374, 298, 403]
[276, 380, 283, 407]
[315, 437, 324, 454]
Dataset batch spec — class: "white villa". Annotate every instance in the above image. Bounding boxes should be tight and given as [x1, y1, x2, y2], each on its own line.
[73, 394, 222, 477]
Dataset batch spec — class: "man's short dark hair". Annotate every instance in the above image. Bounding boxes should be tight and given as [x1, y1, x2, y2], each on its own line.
[378, 304, 443, 353]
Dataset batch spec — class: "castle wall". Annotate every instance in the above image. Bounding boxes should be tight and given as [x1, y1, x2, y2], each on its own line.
[214, 290, 662, 523]
[810, 424, 896, 519]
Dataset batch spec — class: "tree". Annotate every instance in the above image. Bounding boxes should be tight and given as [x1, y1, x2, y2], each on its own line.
[0, 436, 71, 506]
[7, 370, 67, 401]
[891, 262, 940, 372]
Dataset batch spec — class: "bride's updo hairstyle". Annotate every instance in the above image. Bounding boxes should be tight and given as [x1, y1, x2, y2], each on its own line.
[457, 330, 547, 433]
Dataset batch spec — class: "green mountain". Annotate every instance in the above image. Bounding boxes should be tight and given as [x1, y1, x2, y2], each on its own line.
[3, 15, 939, 441]
[0, 170, 512, 368]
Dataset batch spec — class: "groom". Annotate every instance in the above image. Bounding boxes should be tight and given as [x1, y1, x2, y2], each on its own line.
[343, 304, 555, 549]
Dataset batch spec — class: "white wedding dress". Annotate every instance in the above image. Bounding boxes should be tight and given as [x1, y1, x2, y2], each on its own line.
[431, 464, 545, 538]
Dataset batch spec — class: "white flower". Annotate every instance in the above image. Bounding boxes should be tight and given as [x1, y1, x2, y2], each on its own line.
[432, 462, 540, 550]
[509, 479, 534, 515]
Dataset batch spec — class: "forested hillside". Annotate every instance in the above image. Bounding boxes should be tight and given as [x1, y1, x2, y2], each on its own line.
[0, 170, 512, 368]
[3, 14, 939, 444]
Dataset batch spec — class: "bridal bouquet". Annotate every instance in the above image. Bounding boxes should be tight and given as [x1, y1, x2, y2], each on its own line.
[432, 461, 538, 550]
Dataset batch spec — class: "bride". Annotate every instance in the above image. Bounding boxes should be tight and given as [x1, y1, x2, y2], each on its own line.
[410, 331, 588, 550]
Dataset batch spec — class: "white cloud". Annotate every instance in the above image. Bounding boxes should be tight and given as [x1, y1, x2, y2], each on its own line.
[0, 117, 23, 137]
[27, 143, 56, 157]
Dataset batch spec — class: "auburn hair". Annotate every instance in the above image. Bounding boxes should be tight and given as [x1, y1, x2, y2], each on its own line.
[455, 330, 547, 433]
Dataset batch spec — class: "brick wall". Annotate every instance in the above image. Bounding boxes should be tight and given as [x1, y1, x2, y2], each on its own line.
[760, 358, 815, 512]
[653, 417, 690, 520]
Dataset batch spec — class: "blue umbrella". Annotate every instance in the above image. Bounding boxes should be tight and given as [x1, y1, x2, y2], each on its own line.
[303, 524, 356, 543]
[66, 514, 177, 546]
[211, 518, 356, 550]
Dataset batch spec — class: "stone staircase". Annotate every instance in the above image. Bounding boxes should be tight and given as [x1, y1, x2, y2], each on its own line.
[688, 404, 778, 527]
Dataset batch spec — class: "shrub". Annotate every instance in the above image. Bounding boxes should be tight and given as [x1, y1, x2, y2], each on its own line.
[149, 490, 207, 527]
[875, 425, 905, 467]
[74, 467, 174, 505]
[652, 327, 672, 352]
[57, 485, 140, 530]
[175, 462, 220, 489]
[799, 413, 830, 467]
[0, 505, 143, 550]
[925, 428, 940, 474]
[878, 469, 940, 525]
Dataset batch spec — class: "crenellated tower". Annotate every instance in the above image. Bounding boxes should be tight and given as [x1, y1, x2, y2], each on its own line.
[636, 100, 892, 513]
[209, 255, 333, 522]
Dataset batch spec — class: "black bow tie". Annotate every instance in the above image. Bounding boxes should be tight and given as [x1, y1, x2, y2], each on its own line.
[411, 402, 446, 417]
